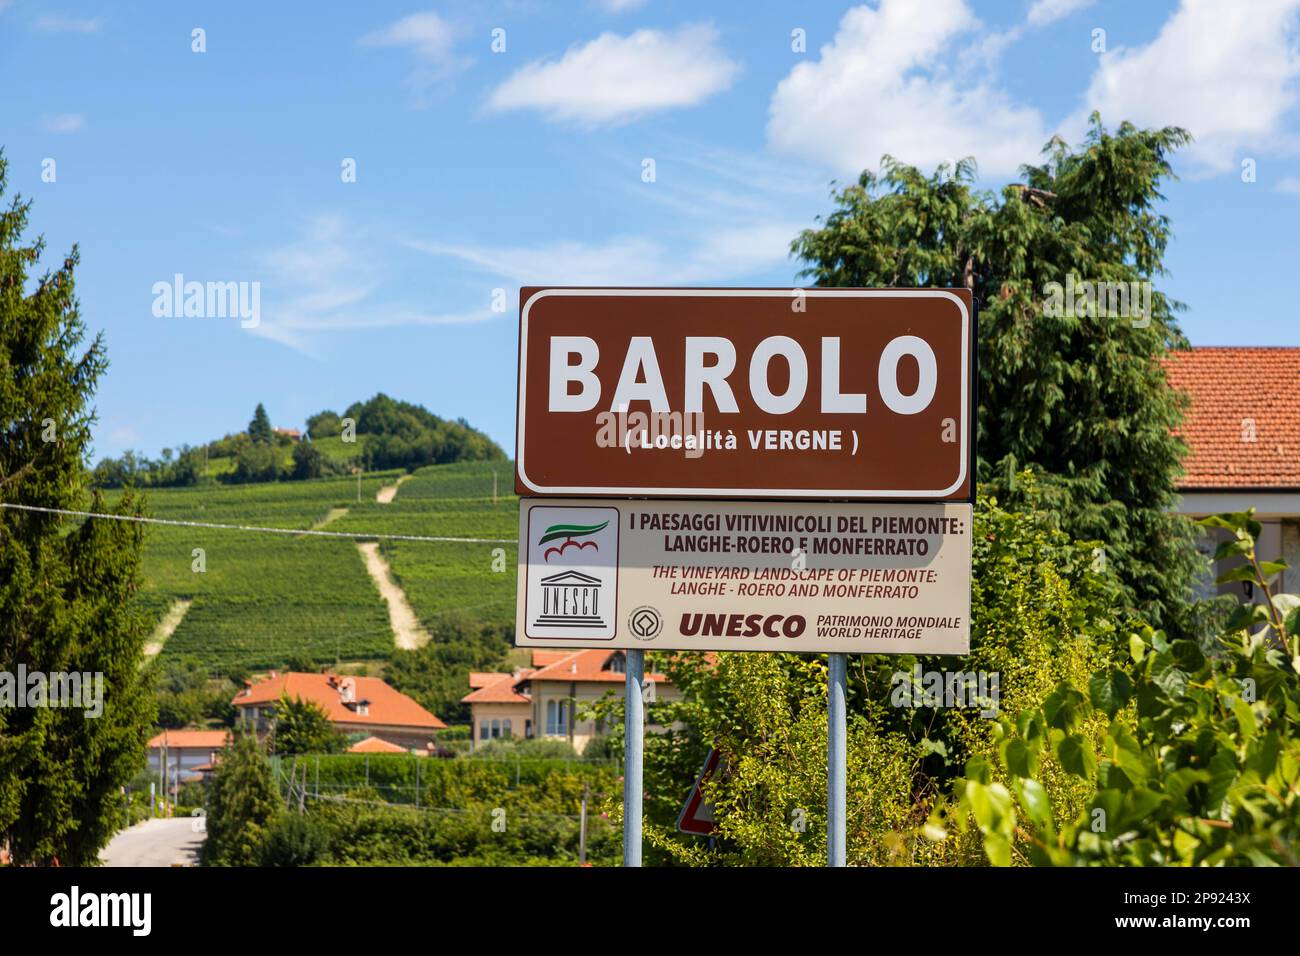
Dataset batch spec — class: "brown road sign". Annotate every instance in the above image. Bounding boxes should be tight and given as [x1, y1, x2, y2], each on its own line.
[515, 287, 973, 499]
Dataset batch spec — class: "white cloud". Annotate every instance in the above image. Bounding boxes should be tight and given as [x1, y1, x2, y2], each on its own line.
[1279, 176, 1300, 196]
[1075, 0, 1300, 174]
[407, 226, 799, 287]
[1026, 0, 1092, 27]
[252, 215, 494, 355]
[405, 144, 814, 287]
[360, 11, 470, 96]
[361, 11, 457, 59]
[41, 113, 85, 133]
[767, 0, 1047, 178]
[487, 23, 739, 126]
[33, 15, 104, 33]
[594, 0, 648, 11]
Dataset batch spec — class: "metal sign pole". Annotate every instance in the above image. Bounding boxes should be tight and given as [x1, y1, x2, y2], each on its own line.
[827, 653, 847, 867]
[623, 648, 645, 866]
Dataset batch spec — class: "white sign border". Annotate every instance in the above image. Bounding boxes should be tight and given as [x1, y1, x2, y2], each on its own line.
[516, 288, 971, 498]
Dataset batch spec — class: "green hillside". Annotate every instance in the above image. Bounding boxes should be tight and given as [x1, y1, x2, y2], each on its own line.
[202, 434, 363, 479]
[113, 460, 517, 673]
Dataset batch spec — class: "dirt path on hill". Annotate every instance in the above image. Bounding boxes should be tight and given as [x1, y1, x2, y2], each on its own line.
[357, 541, 431, 650]
[144, 598, 193, 658]
[312, 506, 349, 529]
[376, 475, 410, 504]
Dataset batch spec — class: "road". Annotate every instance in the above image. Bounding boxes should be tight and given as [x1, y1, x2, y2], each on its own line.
[100, 818, 205, 867]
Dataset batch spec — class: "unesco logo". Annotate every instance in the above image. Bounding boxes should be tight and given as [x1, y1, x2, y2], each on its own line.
[628, 606, 663, 641]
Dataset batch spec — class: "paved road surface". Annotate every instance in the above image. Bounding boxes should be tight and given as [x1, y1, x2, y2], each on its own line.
[100, 818, 205, 867]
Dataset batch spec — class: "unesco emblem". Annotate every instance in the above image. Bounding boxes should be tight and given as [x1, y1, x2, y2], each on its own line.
[628, 606, 663, 641]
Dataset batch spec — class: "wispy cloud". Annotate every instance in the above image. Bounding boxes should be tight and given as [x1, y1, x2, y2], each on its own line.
[404, 143, 814, 288]
[251, 214, 495, 355]
[41, 113, 85, 133]
[360, 11, 470, 99]
[1026, 0, 1093, 27]
[33, 15, 104, 33]
[1279, 176, 1300, 197]
[487, 23, 739, 126]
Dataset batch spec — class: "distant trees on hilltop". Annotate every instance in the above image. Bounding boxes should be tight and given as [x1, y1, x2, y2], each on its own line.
[91, 393, 504, 488]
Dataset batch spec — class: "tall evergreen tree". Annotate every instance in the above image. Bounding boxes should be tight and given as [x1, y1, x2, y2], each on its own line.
[201, 730, 281, 866]
[0, 151, 155, 864]
[247, 402, 273, 444]
[791, 116, 1199, 632]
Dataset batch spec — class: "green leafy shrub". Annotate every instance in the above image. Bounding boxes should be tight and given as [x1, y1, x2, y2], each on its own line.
[943, 509, 1300, 865]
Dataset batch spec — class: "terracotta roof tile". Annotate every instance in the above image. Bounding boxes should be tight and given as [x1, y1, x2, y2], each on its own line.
[147, 730, 230, 749]
[524, 650, 669, 685]
[233, 673, 446, 730]
[1163, 347, 1300, 490]
[347, 736, 409, 754]
[530, 650, 570, 666]
[462, 671, 534, 705]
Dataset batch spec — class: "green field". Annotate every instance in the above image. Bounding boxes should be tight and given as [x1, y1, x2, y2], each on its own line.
[111, 461, 517, 673]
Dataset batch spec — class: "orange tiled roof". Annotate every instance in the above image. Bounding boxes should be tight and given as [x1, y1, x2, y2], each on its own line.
[233, 673, 446, 730]
[147, 730, 230, 749]
[1164, 347, 1300, 490]
[525, 650, 669, 685]
[530, 650, 570, 666]
[462, 651, 673, 706]
[462, 671, 534, 705]
[348, 736, 409, 754]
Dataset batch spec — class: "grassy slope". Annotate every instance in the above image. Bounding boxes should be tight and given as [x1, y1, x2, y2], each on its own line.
[331, 461, 518, 632]
[117, 461, 517, 672]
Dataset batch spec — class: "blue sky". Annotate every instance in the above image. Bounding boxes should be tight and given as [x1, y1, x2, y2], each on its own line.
[3, 0, 1299, 461]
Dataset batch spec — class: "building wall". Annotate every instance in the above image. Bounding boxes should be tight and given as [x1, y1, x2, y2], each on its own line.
[469, 703, 532, 751]
[1282, 520, 1300, 595]
[534, 680, 683, 754]
[147, 746, 219, 773]
[235, 706, 438, 752]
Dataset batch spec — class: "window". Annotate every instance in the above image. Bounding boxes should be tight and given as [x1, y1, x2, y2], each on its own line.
[502, 719, 512, 738]
[525, 719, 533, 739]
[546, 700, 569, 736]
[479, 721, 489, 741]
[491, 719, 501, 739]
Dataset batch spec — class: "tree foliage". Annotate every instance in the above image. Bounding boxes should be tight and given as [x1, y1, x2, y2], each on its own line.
[946, 509, 1300, 865]
[344, 393, 505, 472]
[0, 151, 154, 864]
[201, 730, 281, 865]
[386, 614, 514, 723]
[247, 403, 273, 445]
[792, 116, 1199, 632]
[269, 693, 344, 755]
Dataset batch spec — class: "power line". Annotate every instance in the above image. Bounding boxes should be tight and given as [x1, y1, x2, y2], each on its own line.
[0, 502, 518, 545]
